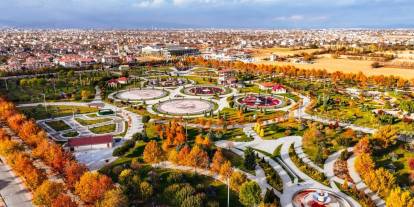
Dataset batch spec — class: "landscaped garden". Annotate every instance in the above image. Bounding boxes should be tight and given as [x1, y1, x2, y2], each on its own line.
[75, 117, 112, 126]
[90, 124, 116, 134]
[45, 120, 71, 131]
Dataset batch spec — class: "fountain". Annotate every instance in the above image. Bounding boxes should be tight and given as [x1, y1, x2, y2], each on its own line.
[292, 188, 352, 207]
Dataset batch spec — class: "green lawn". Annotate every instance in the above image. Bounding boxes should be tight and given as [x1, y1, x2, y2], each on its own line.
[90, 124, 116, 134]
[0, 77, 97, 103]
[220, 128, 252, 142]
[261, 121, 304, 140]
[75, 117, 112, 126]
[62, 131, 79, 137]
[46, 120, 71, 131]
[20, 105, 98, 120]
[185, 76, 217, 84]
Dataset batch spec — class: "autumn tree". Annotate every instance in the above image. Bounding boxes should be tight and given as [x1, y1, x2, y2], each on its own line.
[96, 188, 129, 207]
[187, 145, 209, 170]
[230, 171, 247, 192]
[75, 172, 113, 204]
[354, 136, 372, 155]
[33, 181, 64, 207]
[64, 160, 88, 189]
[372, 125, 398, 148]
[386, 187, 414, 207]
[211, 148, 225, 173]
[177, 145, 191, 165]
[219, 160, 233, 179]
[143, 140, 163, 163]
[51, 194, 78, 207]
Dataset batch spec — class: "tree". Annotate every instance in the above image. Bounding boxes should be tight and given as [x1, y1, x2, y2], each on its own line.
[143, 140, 163, 163]
[168, 149, 179, 163]
[230, 171, 247, 192]
[408, 158, 414, 170]
[177, 145, 191, 165]
[188, 145, 209, 170]
[81, 90, 91, 100]
[51, 194, 78, 207]
[211, 148, 225, 173]
[96, 188, 128, 207]
[33, 181, 64, 207]
[354, 137, 372, 155]
[138, 181, 153, 202]
[244, 147, 256, 171]
[219, 160, 233, 179]
[386, 187, 414, 207]
[142, 115, 150, 124]
[75, 172, 113, 204]
[239, 181, 261, 207]
[263, 189, 278, 204]
[64, 160, 88, 189]
[372, 125, 398, 148]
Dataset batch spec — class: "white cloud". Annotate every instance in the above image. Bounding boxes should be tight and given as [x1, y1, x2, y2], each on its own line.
[133, 0, 165, 8]
[273, 15, 328, 22]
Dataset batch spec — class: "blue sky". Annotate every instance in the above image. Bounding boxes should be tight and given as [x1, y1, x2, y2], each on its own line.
[0, 0, 413, 28]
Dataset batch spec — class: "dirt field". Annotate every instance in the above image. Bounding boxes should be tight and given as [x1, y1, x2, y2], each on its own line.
[251, 47, 322, 59]
[256, 55, 414, 79]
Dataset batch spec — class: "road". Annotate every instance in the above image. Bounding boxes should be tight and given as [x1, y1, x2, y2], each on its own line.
[0, 158, 33, 207]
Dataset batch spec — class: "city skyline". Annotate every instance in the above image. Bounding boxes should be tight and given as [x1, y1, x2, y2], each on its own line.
[1, 0, 413, 28]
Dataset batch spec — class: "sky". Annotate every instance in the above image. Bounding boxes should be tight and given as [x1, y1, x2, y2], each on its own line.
[0, 0, 413, 28]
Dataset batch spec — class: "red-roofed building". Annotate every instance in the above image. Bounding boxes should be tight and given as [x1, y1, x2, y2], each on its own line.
[272, 84, 286, 94]
[259, 82, 275, 90]
[107, 77, 128, 88]
[68, 135, 113, 151]
[117, 77, 128, 84]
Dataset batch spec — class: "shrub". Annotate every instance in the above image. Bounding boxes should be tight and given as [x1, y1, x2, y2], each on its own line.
[142, 115, 151, 123]
[112, 140, 135, 156]
[181, 194, 204, 207]
[167, 172, 185, 184]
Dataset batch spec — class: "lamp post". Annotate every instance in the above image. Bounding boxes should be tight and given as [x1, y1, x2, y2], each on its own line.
[227, 177, 230, 207]
[41, 93, 47, 112]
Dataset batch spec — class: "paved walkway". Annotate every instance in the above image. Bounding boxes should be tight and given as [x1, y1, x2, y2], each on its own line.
[0, 158, 33, 207]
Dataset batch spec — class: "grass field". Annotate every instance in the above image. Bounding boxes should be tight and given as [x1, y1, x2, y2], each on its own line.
[46, 120, 71, 131]
[75, 117, 112, 126]
[62, 131, 79, 137]
[20, 105, 98, 120]
[90, 124, 116, 134]
[185, 76, 217, 84]
[256, 55, 414, 79]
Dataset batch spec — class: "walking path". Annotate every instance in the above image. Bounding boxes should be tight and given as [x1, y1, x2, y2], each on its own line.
[0, 158, 33, 207]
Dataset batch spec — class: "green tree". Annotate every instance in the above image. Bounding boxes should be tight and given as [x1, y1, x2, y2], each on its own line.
[244, 147, 256, 171]
[239, 181, 261, 206]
